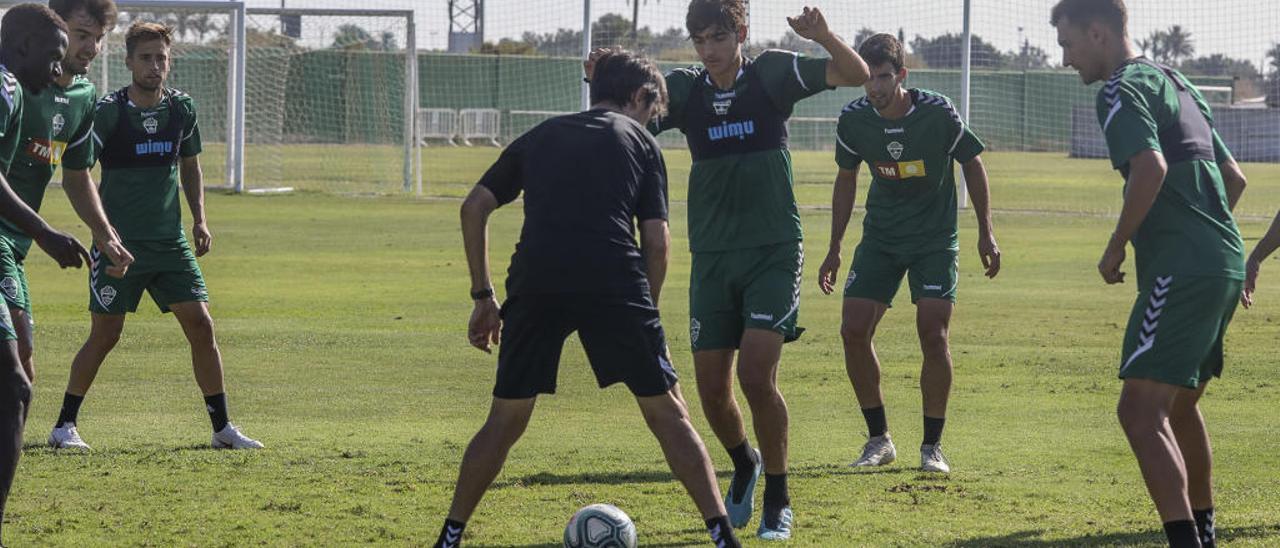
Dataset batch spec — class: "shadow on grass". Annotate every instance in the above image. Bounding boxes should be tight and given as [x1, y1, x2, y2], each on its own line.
[495, 469, 678, 488]
[948, 524, 1280, 547]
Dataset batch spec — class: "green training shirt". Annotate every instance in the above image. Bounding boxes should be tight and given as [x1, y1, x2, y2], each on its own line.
[0, 66, 24, 175]
[653, 49, 829, 253]
[0, 76, 97, 258]
[92, 88, 202, 242]
[1097, 58, 1244, 281]
[835, 88, 984, 254]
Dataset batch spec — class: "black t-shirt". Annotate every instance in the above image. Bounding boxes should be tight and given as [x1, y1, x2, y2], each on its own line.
[479, 109, 669, 297]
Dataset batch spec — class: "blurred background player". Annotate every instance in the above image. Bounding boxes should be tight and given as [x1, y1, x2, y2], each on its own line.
[437, 50, 741, 548]
[816, 33, 1001, 474]
[49, 21, 262, 451]
[1053, 1, 1249, 546]
[587, 1, 868, 539]
[0, 2, 96, 541]
[1240, 210, 1279, 309]
[0, 0, 132, 388]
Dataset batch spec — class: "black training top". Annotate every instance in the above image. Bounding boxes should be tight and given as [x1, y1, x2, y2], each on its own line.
[479, 108, 669, 298]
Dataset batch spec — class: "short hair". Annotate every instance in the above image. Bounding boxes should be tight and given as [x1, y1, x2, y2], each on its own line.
[1050, 0, 1128, 35]
[589, 49, 667, 115]
[0, 3, 68, 51]
[685, 0, 747, 36]
[124, 20, 172, 56]
[858, 33, 905, 73]
[49, 0, 118, 30]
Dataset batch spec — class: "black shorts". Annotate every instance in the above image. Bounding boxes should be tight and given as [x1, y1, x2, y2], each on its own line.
[493, 293, 677, 399]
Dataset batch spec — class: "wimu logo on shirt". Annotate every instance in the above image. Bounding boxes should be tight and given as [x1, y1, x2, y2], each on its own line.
[707, 119, 756, 142]
[135, 139, 174, 156]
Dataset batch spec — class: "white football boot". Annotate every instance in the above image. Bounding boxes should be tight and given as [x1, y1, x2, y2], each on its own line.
[48, 423, 91, 450]
[851, 434, 896, 467]
[212, 423, 264, 449]
[920, 443, 951, 474]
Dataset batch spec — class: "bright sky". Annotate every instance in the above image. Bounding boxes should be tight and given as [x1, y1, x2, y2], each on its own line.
[243, 0, 1278, 69]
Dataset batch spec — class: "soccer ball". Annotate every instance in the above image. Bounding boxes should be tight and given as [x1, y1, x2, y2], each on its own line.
[563, 503, 637, 548]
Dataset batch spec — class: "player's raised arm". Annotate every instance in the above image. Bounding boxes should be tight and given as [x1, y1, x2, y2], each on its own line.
[1242, 210, 1280, 309]
[961, 156, 1000, 278]
[786, 7, 868, 87]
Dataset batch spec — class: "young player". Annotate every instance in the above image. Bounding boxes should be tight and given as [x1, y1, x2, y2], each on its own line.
[586, 2, 869, 539]
[0, 0, 133, 386]
[436, 50, 741, 548]
[48, 21, 262, 451]
[1241, 211, 1280, 309]
[1053, 1, 1250, 546]
[816, 33, 1000, 474]
[0, 3, 96, 541]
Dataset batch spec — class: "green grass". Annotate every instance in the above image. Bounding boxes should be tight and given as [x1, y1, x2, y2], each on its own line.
[420, 147, 1280, 219]
[7, 150, 1280, 545]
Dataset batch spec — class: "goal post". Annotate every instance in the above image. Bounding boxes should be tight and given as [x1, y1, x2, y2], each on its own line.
[244, 8, 418, 195]
[0, 0, 250, 191]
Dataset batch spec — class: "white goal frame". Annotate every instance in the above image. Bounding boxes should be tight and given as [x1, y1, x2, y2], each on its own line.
[245, 8, 419, 194]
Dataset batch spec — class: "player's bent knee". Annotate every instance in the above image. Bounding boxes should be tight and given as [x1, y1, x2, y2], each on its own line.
[840, 321, 874, 346]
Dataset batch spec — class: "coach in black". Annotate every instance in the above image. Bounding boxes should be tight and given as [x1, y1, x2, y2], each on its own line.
[433, 50, 741, 548]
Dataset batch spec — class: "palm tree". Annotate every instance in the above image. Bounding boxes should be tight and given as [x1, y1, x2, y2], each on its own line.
[625, 0, 660, 49]
[1163, 25, 1194, 66]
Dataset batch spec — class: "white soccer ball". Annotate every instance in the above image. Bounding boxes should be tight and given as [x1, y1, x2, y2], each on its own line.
[563, 503, 637, 548]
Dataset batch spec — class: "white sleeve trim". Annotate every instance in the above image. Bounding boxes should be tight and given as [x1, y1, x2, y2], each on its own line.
[67, 123, 94, 150]
[1102, 100, 1123, 133]
[792, 52, 809, 92]
[836, 134, 859, 157]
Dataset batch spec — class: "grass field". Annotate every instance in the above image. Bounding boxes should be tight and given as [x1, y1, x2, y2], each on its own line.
[6, 150, 1280, 545]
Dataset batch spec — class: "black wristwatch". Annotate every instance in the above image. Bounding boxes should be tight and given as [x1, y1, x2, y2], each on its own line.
[470, 287, 495, 300]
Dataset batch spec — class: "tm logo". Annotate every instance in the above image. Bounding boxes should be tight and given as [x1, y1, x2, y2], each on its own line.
[708, 120, 755, 141]
[135, 140, 174, 156]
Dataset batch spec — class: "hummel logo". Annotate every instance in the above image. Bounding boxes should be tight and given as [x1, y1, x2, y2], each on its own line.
[54, 96, 69, 104]
[923, 284, 943, 290]
[750, 312, 773, 321]
[444, 525, 462, 547]
[885, 127, 905, 134]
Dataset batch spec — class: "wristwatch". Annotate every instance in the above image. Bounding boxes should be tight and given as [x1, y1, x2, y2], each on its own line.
[470, 287, 494, 300]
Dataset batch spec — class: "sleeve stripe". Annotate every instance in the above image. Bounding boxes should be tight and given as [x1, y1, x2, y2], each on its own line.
[182, 127, 196, 141]
[948, 129, 964, 155]
[792, 52, 810, 92]
[67, 123, 93, 149]
[836, 134, 858, 157]
[1102, 100, 1123, 132]
[91, 132, 103, 149]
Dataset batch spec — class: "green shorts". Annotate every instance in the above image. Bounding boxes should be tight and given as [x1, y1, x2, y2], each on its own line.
[1119, 275, 1240, 389]
[0, 239, 28, 313]
[843, 241, 958, 306]
[0, 240, 19, 341]
[89, 240, 208, 315]
[689, 241, 804, 352]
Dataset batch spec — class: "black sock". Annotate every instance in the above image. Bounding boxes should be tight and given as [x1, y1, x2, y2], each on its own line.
[705, 515, 741, 548]
[726, 441, 758, 503]
[1164, 519, 1202, 548]
[204, 393, 229, 433]
[861, 405, 888, 438]
[762, 473, 789, 513]
[1193, 508, 1216, 548]
[433, 518, 465, 548]
[56, 393, 85, 427]
[923, 416, 946, 446]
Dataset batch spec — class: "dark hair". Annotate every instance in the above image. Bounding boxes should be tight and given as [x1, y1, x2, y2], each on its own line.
[589, 49, 667, 114]
[685, 0, 747, 36]
[858, 33, 905, 73]
[1051, 0, 1127, 35]
[124, 20, 172, 56]
[49, 0, 118, 30]
[0, 4, 68, 50]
